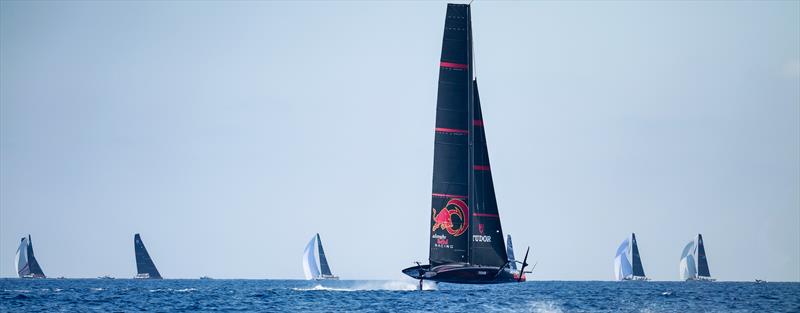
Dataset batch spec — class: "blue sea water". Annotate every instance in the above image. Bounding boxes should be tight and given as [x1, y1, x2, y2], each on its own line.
[1, 279, 798, 312]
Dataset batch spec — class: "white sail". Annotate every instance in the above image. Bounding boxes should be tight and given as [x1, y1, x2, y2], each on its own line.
[679, 241, 697, 280]
[614, 238, 632, 281]
[15, 237, 29, 277]
[302, 236, 320, 280]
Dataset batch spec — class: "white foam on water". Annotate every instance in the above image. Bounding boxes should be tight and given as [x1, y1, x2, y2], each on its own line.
[90, 288, 104, 291]
[528, 301, 564, 313]
[292, 281, 438, 292]
[292, 285, 356, 292]
[148, 288, 197, 293]
[350, 280, 438, 291]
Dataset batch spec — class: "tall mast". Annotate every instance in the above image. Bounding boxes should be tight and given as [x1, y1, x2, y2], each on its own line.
[465, 4, 474, 265]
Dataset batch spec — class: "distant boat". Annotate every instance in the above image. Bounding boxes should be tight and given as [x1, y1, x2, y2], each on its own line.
[614, 233, 648, 281]
[506, 235, 517, 271]
[97, 275, 114, 280]
[302, 233, 339, 280]
[402, 3, 531, 285]
[199, 276, 212, 280]
[15, 235, 46, 278]
[754, 279, 767, 284]
[133, 233, 162, 279]
[680, 234, 715, 281]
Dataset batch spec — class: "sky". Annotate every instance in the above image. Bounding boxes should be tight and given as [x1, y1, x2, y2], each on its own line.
[1, 1, 798, 282]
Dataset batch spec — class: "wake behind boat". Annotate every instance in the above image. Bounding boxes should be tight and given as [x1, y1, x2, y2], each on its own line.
[614, 233, 649, 281]
[133, 233, 162, 279]
[680, 233, 715, 281]
[303, 233, 339, 280]
[15, 234, 46, 278]
[402, 3, 531, 285]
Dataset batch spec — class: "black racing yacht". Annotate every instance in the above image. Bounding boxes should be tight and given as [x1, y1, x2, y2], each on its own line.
[402, 3, 531, 285]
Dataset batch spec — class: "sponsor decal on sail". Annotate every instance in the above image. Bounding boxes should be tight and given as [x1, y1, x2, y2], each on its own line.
[431, 198, 469, 237]
[473, 223, 491, 242]
[432, 234, 451, 248]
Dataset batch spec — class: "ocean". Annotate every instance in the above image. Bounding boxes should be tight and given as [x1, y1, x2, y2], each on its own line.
[1, 279, 798, 312]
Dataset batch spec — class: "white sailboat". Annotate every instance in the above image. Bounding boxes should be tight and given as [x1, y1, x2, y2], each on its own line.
[614, 233, 648, 281]
[680, 234, 715, 281]
[302, 233, 338, 280]
[15, 235, 45, 278]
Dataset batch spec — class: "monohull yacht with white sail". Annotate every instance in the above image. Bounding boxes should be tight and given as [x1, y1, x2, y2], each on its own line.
[402, 3, 532, 285]
[303, 233, 339, 280]
[15, 235, 46, 278]
[614, 233, 648, 281]
[680, 234, 715, 281]
[133, 233, 162, 279]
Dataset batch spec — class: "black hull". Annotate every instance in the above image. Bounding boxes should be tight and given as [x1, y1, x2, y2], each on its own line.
[402, 263, 523, 284]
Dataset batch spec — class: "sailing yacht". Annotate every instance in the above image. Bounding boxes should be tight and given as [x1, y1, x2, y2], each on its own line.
[680, 234, 715, 281]
[302, 233, 339, 280]
[402, 3, 531, 285]
[133, 233, 162, 279]
[15, 235, 46, 278]
[613, 233, 648, 281]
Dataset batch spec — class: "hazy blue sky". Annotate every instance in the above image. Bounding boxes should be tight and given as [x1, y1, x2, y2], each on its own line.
[1, 1, 798, 281]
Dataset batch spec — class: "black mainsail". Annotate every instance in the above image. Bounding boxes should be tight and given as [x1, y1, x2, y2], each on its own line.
[134, 233, 162, 279]
[696, 234, 711, 278]
[404, 3, 524, 284]
[429, 2, 472, 266]
[316, 234, 334, 277]
[631, 233, 646, 278]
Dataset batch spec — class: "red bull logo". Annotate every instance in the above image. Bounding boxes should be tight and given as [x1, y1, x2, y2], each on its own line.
[431, 198, 469, 237]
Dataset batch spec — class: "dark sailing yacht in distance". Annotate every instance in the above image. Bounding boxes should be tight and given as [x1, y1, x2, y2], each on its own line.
[402, 3, 530, 284]
[15, 235, 45, 278]
[133, 233, 162, 279]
